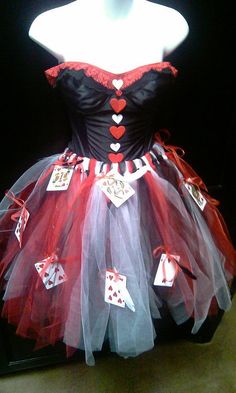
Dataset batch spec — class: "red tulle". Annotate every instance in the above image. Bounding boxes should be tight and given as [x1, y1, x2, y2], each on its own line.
[1, 170, 97, 352]
[155, 130, 236, 276]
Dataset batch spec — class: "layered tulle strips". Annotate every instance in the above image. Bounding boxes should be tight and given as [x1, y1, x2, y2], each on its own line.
[0, 138, 235, 365]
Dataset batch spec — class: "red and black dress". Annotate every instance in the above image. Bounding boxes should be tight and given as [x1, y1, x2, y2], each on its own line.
[0, 61, 235, 365]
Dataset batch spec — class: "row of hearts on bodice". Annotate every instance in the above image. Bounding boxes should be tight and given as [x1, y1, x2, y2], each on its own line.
[108, 79, 126, 163]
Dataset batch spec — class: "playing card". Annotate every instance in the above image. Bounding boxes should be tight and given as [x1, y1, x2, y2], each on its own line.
[14, 207, 30, 247]
[96, 169, 135, 207]
[184, 182, 207, 211]
[104, 269, 135, 312]
[35, 259, 67, 290]
[154, 253, 180, 287]
[46, 165, 74, 191]
[105, 270, 126, 308]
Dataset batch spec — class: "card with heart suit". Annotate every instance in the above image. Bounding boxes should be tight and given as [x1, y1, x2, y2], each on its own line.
[104, 269, 135, 312]
[96, 169, 135, 207]
[47, 165, 74, 191]
[35, 259, 67, 290]
[14, 207, 30, 248]
[154, 253, 180, 287]
[184, 182, 207, 211]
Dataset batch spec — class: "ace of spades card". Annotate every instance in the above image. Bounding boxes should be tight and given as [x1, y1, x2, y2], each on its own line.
[35, 259, 67, 290]
[184, 182, 207, 211]
[46, 165, 74, 191]
[154, 253, 180, 287]
[105, 270, 127, 308]
[14, 207, 30, 247]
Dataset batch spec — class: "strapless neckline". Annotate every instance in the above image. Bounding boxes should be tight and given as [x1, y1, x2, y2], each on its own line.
[45, 60, 178, 89]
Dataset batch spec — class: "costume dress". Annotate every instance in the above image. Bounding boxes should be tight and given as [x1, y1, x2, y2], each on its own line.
[0, 61, 235, 366]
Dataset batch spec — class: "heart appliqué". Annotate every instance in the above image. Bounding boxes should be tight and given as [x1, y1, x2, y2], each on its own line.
[112, 114, 123, 124]
[110, 143, 121, 152]
[108, 153, 124, 163]
[109, 98, 127, 113]
[109, 126, 126, 139]
[112, 79, 124, 90]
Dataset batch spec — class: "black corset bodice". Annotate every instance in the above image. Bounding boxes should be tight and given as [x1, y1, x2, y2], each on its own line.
[45, 61, 177, 163]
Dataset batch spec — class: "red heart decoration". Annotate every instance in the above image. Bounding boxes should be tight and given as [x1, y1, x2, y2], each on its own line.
[44, 272, 49, 277]
[109, 98, 127, 113]
[39, 263, 45, 268]
[113, 292, 118, 297]
[109, 126, 126, 139]
[48, 280, 53, 285]
[59, 275, 64, 281]
[54, 267, 60, 272]
[118, 298, 122, 304]
[108, 285, 113, 291]
[108, 153, 124, 163]
[109, 275, 113, 280]
[109, 295, 112, 301]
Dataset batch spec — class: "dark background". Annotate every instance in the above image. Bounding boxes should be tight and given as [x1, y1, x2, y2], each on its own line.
[0, 0, 235, 241]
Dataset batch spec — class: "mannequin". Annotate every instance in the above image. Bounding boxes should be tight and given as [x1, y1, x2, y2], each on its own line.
[29, 0, 189, 73]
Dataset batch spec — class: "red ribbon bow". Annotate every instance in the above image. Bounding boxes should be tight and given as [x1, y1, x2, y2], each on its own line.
[5, 190, 26, 222]
[153, 245, 197, 281]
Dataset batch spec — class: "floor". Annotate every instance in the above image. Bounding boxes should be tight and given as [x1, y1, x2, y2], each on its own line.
[0, 298, 235, 393]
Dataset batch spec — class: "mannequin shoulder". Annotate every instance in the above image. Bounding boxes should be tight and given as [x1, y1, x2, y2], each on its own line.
[148, 4, 189, 35]
[147, 4, 189, 55]
[28, 5, 76, 59]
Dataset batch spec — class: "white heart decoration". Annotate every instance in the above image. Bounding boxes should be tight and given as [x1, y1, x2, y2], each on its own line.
[112, 114, 123, 124]
[110, 143, 121, 152]
[112, 79, 124, 90]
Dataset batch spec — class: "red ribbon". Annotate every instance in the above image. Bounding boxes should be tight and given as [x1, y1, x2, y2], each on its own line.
[39, 253, 58, 278]
[153, 245, 180, 283]
[154, 130, 219, 207]
[106, 268, 124, 283]
[153, 245, 197, 281]
[5, 190, 25, 222]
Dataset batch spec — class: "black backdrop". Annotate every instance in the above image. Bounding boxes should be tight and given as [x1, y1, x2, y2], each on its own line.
[0, 0, 235, 241]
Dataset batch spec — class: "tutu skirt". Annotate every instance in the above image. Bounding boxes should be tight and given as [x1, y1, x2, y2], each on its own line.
[0, 136, 235, 365]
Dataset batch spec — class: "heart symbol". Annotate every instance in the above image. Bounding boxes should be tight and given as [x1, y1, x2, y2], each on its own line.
[108, 153, 124, 163]
[112, 79, 123, 90]
[112, 114, 123, 124]
[54, 267, 60, 272]
[109, 275, 113, 280]
[59, 275, 64, 281]
[109, 295, 112, 301]
[109, 126, 125, 139]
[110, 143, 120, 152]
[44, 272, 49, 277]
[108, 285, 113, 291]
[109, 98, 127, 113]
[118, 298, 123, 304]
[48, 280, 53, 286]
[39, 263, 45, 269]
[113, 292, 118, 297]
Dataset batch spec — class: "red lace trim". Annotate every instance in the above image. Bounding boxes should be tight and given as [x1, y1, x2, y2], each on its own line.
[45, 61, 178, 89]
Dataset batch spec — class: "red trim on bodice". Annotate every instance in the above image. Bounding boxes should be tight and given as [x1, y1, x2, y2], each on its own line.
[45, 61, 178, 89]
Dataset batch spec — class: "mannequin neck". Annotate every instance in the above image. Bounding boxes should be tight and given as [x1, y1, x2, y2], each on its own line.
[77, 0, 140, 20]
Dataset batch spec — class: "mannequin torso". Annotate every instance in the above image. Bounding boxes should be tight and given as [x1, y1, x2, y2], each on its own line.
[29, 0, 189, 73]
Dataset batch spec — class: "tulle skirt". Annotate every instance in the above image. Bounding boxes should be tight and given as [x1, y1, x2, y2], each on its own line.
[0, 136, 235, 365]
